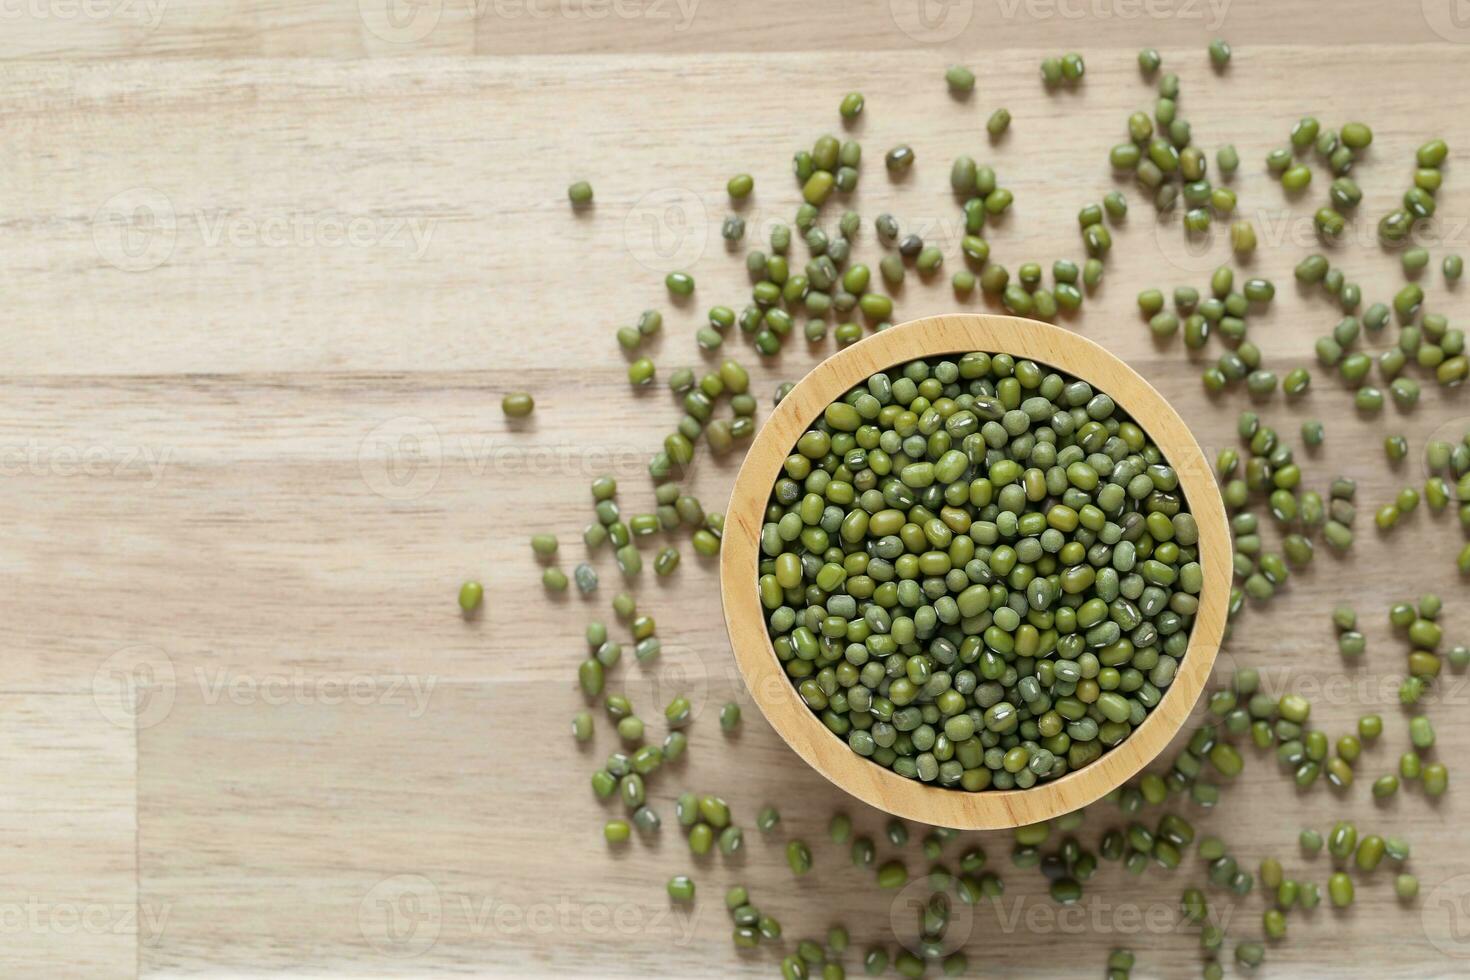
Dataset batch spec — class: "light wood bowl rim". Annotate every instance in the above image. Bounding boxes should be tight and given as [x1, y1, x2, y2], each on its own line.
[719, 314, 1230, 830]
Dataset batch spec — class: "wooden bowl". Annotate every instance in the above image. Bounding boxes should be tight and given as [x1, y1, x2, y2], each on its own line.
[719, 314, 1230, 830]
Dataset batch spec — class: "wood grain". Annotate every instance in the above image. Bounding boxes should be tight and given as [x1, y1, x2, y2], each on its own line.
[0, 693, 138, 978]
[0, 0, 1449, 60]
[3, 17, 1470, 979]
[721, 314, 1229, 830]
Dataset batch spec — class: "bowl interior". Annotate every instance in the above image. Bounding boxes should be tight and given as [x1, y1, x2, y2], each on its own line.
[719, 314, 1230, 830]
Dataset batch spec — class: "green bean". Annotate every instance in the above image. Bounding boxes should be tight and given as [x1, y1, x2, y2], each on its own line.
[1356, 387, 1384, 412]
[718, 701, 741, 732]
[1084, 258, 1104, 288]
[1424, 762, 1449, 796]
[1403, 246, 1431, 276]
[946, 65, 976, 94]
[1327, 177, 1362, 211]
[876, 860, 908, 888]
[1214, 144, 1239, 177]
[1276, 367, 1309, 397]
[1289, 117, 1319, 149]
[686, 822, 714, 855]
[917, 246, 944, 275]
[1245, 370, 1276, 396]
[1406, 187, 1437, 219]
[716, 825, 743, 856]
[570, 710, 594, 742]
[1396, 284, 1425, 321]
[1315, 207, 1345, 238]
[1418, 138, 1449, 167]
[612, 706, 645, 741]
[572, 563, 598, 594]
[1341, 122, 1373, 149]
[658, 731, 684, 763]
[1282, 164, 1312, 192]
[1381, 209, 1413, 243]
[495, 389, 539, 426]
[626, 357, 656, 387]
[1411, 714, 1434, 752]
[1111, 143, 1142, 169]
[1235, 941, 1264, 969]
[456, 579, 485, 613]
[1229, 221, 1256, 254]
[591, 769, 619, 800]
[786, 840, 812, 874]
[720, 175, 753, 203]
[895, 952, 924, 979]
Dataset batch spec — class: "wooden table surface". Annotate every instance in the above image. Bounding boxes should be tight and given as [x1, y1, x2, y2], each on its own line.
[6, 3, 1470, 976]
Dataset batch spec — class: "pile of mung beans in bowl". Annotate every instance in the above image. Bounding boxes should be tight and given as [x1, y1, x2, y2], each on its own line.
[750, 336, 1216, 802]
[461, 35, 1470, 980]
